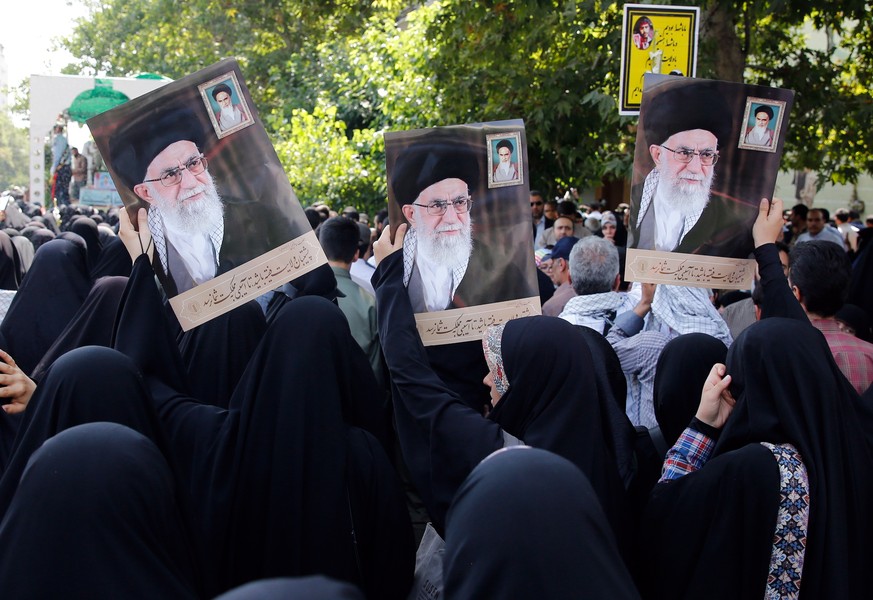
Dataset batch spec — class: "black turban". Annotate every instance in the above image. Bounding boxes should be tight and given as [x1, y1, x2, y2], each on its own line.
[390, 141, 481, 205]
[108, 105, 207, 192]
[643, 83, 734, 149]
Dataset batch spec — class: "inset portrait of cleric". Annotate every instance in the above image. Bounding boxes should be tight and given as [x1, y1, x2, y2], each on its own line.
[633, 16, 654, 50]
[199, 73, 253, 138]
[108, 105, 300, 297]
[491, 139, 519, 183]
[739, 98, 785, 153]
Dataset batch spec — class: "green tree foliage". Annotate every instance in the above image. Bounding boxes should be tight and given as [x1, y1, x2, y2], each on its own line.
[0, 113, 30, 192]
[55, 0, 873, 203]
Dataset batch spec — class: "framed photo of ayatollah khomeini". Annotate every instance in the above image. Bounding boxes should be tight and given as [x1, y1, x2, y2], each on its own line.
[385, 119, 541, 346]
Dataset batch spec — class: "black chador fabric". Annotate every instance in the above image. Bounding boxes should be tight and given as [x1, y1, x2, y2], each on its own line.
[373, 250, 634, 547]
[0, 239, 91, 375]
[0, 423, 201, 598]
[90, 236, 133, 279]
[0, 347, 181, 520]
[177, 299, 266, 409]
[653, 333, 727, 447]
[443, 447, 640, 600]
[640, 319, 873, 599]
[113, 255, 412, 597]
[0, 231, 21, 290]
[30, 275, 128, 383]
[20, 226, 55, 253]
[68, 216, 103, 270]
[215, 576, 365, 600]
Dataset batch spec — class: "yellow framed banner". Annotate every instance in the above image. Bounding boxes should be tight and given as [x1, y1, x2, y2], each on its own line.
[619, 4, 700, 116]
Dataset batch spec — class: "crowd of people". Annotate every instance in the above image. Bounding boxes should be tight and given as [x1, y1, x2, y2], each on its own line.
[0, 176, 870, 599]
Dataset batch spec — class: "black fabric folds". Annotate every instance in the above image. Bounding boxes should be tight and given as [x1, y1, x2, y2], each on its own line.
[0, 239, 91, 375]
[90, 236, 133, 279]
[641, 318, 873, 599]
[215, 576, 365, 600]
[112, 260, 411, 598]
[0, 423, 201, 599]
[177, 299, 267, 409]
[444, 447, 640, 600]
[69, 216, 103, 269]
[30, 275, 128, 383]
[373, 250, 633, 551]
[0, 231, 21, 290]
[653, 332, 727, 447]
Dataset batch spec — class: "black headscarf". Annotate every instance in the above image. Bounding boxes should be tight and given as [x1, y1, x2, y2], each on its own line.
[68, 216, 103, 269]
[373, 250, 633, 545]
[444, 447, 640, 600]
[0, 239, 92, 375]
[20, 226, 55, 253]
[30, 275, 128, 383]
[215, 576, 365, 600]
[641, 319, 873, 598]
[0, 423, 201, 598]
[0, 346, 180, 519]
[113, 255, 411, 596]
[488, 316, 635, 556]
[0, 231, 21, 290]
[90, 236, 132, 279]
[177, 299, 267, 409]
[653, 332, 728, 447]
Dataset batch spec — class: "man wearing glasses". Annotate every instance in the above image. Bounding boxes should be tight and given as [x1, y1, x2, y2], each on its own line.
[631, 84, 751, 257]
[110, 106, 297, 296]
[392, 143, 478, 313]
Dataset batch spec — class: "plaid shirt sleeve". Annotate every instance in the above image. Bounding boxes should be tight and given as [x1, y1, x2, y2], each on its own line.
[659, 427, 716, 483]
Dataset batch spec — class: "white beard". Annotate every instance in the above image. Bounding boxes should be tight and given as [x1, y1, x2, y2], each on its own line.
[147, 175, 224, 236]
[414, 208, 473, 269]
[660, 169, 714, 215]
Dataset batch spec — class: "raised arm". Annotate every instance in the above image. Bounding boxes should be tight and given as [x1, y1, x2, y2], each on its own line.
[752, 198, 806, 321]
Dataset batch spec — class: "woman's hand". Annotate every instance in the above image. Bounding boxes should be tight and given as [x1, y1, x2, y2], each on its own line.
[373, 223, 406, 266]
[118, 206, 154, 263]
[0, 350, 36, 415]
[696, 363, 736, 429]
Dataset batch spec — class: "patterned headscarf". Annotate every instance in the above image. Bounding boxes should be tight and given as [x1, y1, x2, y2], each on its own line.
[482, 323, 509, 396]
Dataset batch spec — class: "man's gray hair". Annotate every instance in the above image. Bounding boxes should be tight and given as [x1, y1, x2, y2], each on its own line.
[569, 236, 620, 295]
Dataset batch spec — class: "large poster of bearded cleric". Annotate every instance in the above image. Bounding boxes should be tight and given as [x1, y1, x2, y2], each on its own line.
[385, 121, 540, 346]
[626, 74, 794, 289]
[88, 59, 323, 330]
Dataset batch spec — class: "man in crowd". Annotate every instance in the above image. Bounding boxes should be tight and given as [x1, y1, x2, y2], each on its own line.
[536, 200, 591, 248]
[559, 236, 667, 427]
[531, 190, 553, 248]
[541, 236, 579, 317]
[796, 208, 845, 250]
[319, 216, 383, 385]
[69, 147, 88, 203]
[834, 208, 859, 255]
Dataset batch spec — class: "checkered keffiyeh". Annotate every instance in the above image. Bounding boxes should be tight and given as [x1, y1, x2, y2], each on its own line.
[148, 207, 223, 275]
[649, 285, 733, 346]
[636, 168, 709, 249]
[402, 226, 469, 298]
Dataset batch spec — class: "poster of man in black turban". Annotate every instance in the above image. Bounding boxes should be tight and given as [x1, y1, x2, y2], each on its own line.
[626, 74, 794, 289]
[385, 121, 540, 345]
[88, 59, 323, 330]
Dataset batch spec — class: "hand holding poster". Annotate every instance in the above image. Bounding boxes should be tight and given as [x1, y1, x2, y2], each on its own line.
[88, 59, 325, 330]
[626, 74, 795, 289]
[385, 120, 540, 345]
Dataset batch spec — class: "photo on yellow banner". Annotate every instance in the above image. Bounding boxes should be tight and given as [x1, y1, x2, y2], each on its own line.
[619, 4, 700, 115]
